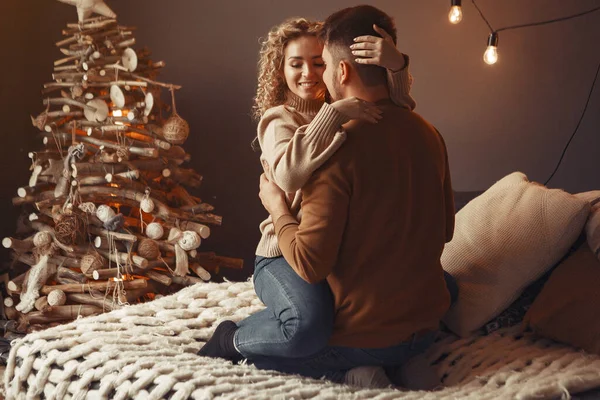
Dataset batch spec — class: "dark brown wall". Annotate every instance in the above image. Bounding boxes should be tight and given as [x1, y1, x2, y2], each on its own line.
[1, 0, 599, 279]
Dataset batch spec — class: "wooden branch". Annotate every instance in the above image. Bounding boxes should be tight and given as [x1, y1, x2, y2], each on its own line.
[88, 226, 137, 243]
[7, 272, 27, 295]
[34, 296, 51, 312]
[2, 237, 34, 253]
[49, 130, 159, 158]
[43, 97, 95, 111]
[167, 167, 202, 188]
[26, 305, 104, 324]
[189, 263, 211, 281]
[40, 278, 147, 295]
[67, 293, 120, 311]
[213, 256, 244, 270]
[171, 275, 203, 287]
[71, 161, 129, 175]
[57, 266, 88, 284]
[91, 268, 121, 280]
[98, 249, 148, 268]
[18, 184, 55, 198]
[181, 203, 215, 214]
[145, 270, 172, 286]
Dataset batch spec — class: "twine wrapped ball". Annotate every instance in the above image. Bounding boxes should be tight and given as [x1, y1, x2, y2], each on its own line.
[140, 197, 155, 213]
[178, 231, 201, 251]
[33, 231, 52, 247]
[162, 114, 189, 145]
[146, 222, 164, 240]
[96, 205, 116, 223]
[47, 289, 67, 307]
[137, 239, 160, 260]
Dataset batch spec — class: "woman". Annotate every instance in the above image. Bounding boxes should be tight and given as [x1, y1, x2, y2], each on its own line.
[199, 17, 415, 363]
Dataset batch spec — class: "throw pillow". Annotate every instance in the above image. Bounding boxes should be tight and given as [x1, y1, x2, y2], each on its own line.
[441, 172, 590, 337]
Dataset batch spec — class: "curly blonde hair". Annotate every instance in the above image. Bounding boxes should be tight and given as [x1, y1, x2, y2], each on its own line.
[252, 18, 323, 121]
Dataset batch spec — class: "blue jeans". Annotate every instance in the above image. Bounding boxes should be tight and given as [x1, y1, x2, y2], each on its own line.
[235, 256, 455, 382]
[248, 330, 437, 383]
[234, 256, 334, 358]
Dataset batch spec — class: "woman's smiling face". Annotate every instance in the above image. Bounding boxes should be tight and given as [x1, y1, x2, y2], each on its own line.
[282, 35, 327, 101]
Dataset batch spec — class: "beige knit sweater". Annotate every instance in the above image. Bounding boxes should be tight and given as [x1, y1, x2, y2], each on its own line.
[256, 66, 415, 257]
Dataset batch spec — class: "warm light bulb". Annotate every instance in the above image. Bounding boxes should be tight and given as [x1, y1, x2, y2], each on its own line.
[483, 46, 498, 65]
[113, 109, 123, 117]
[483, 32, 499, 65]
[449, 6, 462, 24]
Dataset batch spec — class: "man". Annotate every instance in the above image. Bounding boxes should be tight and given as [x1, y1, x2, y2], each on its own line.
[201, 5, 455, 386]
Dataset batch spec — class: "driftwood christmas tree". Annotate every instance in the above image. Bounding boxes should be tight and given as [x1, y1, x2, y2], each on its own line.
[2, 0, 242, 333]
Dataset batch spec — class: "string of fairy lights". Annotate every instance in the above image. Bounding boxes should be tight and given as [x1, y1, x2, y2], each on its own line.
[448, 0, 600, 65]
[447, 1, 600, 185]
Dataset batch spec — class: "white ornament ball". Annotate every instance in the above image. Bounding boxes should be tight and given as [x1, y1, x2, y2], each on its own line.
[96, 205, 116, 223]
[140, 197, 155, 213]
[178, 231, 201, 251]
[146, 222, 164, 240]
[33, 231, 52, 247]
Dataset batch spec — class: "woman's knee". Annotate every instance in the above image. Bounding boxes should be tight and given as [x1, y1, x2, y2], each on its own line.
[280, 306, 334, 357]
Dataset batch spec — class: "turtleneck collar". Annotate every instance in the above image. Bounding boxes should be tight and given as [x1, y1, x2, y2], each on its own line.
[285, 91, 324, 117]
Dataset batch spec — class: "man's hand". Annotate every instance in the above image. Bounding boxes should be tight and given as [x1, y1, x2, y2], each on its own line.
[350, 24, 406, 72]
[259, 173, 290, 221]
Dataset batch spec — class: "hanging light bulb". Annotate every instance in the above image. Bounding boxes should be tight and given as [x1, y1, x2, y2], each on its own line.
[448, 0, 463, 24]
[483, 32, 499, 65]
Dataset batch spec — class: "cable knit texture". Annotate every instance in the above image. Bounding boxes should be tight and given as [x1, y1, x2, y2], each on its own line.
[4, 280, 600, 399]
[255, 66, 415, 258]
[441, 172, 590, 337]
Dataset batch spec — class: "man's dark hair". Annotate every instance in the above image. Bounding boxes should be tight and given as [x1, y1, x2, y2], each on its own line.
[321, 5, 397, 87]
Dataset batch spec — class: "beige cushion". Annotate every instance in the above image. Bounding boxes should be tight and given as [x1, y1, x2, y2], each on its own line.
[575, 191, 600, 261]
[441, 172, 590, 337]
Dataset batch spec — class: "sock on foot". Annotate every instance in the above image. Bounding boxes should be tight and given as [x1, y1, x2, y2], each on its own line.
[344, 366, 393, 389]
[198, 320, 242, 362]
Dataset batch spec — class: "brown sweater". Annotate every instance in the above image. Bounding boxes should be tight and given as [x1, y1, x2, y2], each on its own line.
[256, 67, 415, 257]
[275, 99, 455, 348]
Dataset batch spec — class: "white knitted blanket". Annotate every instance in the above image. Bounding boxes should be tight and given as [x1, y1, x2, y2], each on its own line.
[4, 281, 600, 399]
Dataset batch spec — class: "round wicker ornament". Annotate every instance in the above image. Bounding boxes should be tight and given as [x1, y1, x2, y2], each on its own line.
[138, 239, 160, 260]
[162, 114, 189, 145]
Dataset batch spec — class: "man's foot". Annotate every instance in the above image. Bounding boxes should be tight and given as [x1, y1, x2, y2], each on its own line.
[198, 320, 243, 363]
[344, 366, 393, 389]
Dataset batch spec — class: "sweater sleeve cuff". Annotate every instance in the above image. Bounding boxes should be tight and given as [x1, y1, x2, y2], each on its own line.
[304, 102, 347, 148]
[387, 68, 412, 100]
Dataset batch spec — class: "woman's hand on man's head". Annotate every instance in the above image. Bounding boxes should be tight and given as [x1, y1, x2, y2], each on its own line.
[350, 24, 406, 72]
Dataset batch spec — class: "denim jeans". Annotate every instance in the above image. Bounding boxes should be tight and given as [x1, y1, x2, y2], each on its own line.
[235, 256, 456, 382]
[233, 256, 335, 359]
[247, 330, 437, 383]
